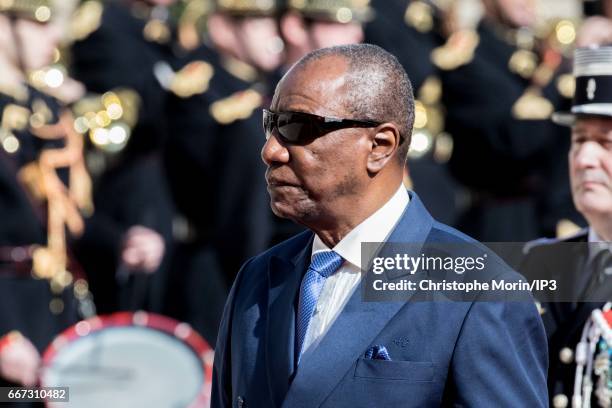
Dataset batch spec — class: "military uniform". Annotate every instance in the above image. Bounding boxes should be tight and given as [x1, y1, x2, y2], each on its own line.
[365, 0, 461, 226]
[520, 45, 612, 408]
[69, 0, 177, 313]
[0, 77, 97, 408]
[520, 230, 611, 407]
[161, 34, 275, 342]
[0, 84, 82, 353]
[436, 19, 582, 241]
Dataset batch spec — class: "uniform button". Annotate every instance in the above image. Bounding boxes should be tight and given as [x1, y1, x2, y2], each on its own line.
[237, 396, 245, 408]
[553, 393, 568, 408]
[559, 347, 573, 364]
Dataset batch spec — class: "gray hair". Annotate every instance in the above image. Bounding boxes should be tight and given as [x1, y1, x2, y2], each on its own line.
[294, 43, 414, 161]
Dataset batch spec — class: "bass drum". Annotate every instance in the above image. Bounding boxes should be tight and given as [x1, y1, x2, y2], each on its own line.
[40, 312, 214, 408]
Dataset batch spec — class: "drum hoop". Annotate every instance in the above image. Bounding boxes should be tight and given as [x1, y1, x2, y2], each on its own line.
[41, 311, 213, 408]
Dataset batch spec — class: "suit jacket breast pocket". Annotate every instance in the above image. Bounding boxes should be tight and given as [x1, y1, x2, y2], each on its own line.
[354, 358, 435, 383]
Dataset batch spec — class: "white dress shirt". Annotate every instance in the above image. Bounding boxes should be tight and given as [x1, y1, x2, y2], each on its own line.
[300, 185, 410, 356]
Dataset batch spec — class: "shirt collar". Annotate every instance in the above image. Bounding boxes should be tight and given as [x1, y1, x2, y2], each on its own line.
[588, 227, 612, 261]
[311, 185, 410, 269]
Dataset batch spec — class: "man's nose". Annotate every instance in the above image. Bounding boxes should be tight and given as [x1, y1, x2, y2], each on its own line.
[261, 134, 290, 165]
[573, 141, 602, 169]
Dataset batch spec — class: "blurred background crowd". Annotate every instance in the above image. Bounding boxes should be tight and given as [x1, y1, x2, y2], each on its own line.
[0, 0, 611, 393]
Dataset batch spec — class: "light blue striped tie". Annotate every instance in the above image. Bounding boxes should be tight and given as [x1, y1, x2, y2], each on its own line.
[296, 250, 344, 361]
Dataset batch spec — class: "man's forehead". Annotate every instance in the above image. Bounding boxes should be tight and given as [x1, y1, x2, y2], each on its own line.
[574, 116, 612, 133]
[273, 56, 350, 115]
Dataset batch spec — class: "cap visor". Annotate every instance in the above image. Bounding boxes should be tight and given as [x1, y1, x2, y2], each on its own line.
[552, 111, 575, 126]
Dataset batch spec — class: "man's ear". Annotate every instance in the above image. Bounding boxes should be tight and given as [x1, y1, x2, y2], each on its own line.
[280, 12, 308, 48]
[366, 123, 401, 174]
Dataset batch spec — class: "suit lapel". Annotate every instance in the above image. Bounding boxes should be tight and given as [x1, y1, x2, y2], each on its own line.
[282, 192, 434, 408]
[265, 234, 313, 408]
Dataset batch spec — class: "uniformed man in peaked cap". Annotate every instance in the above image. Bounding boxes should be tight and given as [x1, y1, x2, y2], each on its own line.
[69, 0, 176, 313]
[436, 0, 582, 242]
[521, 45, 612, 408]
[161, 0, 283, 344]
[0, 1, 91, 403]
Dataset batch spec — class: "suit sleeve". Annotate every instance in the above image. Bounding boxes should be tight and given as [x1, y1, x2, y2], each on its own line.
[211, 258, 252, 408]
[447, 301, 549, 407]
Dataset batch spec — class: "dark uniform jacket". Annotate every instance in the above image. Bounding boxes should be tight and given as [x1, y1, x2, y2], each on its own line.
[439, 20, 580, 241]
[0, 88, 80, 407]
[520, 229, 612, 406]
[365, 0, 461, 226]
[69, 0, 176, 313]
[163, 44, 274, 344]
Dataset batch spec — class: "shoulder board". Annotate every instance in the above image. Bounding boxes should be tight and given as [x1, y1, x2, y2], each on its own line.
[523, 226, 589, 254]
[417, 75, 442, 105]
[522, 237, 558, 255]
[170, 61, 215, 98]
[70, 0, 104, 42]
[431, 30, 480, 71]
[556, 219, 584, 240]
[210, 88, 263, 125]
[556, 73, 575, 99]
[512, 89, 553, 120]
[404, 0, 434, 33]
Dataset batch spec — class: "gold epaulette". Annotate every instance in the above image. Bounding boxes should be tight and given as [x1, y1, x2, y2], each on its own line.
[408, 76, 452, 163]
[418, 75, 442, 105]
[404, 0, 434, 33]
[210, 88, 263, 125]
[556, 73, 575, 99]
[508, 49, 539, 79]
[556, 219, 581, 239]
[512, 88, 553, 120]
[69, 0, 104, 42]
[72, 88, 140, 153]
[170, 61, 215, 98]
[431, 29, 479, 70]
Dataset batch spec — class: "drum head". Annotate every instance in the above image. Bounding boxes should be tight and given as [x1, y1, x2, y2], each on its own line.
[41, 312, 213, 408]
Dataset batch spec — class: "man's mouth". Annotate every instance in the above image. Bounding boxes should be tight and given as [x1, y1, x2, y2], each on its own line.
[267, 182, 301, 190]
[266, 173, 300, 188]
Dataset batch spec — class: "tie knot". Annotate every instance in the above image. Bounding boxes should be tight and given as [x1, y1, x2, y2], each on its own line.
[310, 251, 344, 278]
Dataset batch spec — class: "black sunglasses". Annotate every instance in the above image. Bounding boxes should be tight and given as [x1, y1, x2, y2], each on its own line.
[263, 109, 381, 144]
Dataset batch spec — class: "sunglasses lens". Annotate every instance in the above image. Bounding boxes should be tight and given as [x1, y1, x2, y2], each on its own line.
[263, 111, 326, 143]
[277, 113, 310, 143]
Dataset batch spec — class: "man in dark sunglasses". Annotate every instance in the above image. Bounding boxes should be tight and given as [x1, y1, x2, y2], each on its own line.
[212, 44, 548, 408]
[262, 109, 382, 145]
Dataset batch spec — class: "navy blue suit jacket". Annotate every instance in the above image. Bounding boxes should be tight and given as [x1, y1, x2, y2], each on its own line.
[212, 192, 548, 407]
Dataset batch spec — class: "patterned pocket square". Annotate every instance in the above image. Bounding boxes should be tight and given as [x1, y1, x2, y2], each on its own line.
[364, 345, 391, 361]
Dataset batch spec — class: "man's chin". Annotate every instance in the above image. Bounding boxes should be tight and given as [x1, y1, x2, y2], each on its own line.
[269, 200, 312, 224]
[270, 200, 297, 220]
[575, 193, 612, 217]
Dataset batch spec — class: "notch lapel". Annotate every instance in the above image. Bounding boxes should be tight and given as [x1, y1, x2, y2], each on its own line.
[265, 234, 313, 408]
[282, 192, 434, 408]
